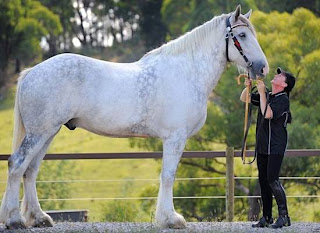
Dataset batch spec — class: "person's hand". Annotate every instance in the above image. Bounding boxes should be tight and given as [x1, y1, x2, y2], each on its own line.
[244, 78, 252, 87]
[256, 80, 265, 94]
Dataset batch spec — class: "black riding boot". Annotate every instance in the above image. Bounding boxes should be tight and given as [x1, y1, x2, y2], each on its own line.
[252, 216, 274, 228]
[269, 180, 291, 228]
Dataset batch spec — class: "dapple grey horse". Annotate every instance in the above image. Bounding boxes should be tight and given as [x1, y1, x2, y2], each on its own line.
[0, 5, 268, 229]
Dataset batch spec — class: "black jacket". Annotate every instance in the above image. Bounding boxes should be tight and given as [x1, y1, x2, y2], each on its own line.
[251, 91, 290, 155]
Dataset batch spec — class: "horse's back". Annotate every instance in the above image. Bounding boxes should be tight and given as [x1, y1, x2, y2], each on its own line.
[18, 53, 149, 136]
[17, 53, 206, 139]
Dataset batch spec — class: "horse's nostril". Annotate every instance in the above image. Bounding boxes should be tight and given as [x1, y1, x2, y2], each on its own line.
[260, 66, 265, 75]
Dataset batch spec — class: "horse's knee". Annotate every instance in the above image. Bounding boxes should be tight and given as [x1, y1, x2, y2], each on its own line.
[8, 153, 25, 177]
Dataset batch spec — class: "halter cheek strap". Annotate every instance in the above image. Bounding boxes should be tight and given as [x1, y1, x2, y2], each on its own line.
[225, 16, 253, 68]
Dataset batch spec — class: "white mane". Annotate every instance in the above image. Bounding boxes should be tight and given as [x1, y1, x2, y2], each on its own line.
[142, 13, 257, 59]
[142, 14, 227, 58]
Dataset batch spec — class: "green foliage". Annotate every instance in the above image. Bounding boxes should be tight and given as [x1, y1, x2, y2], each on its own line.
[161, 0, 252, 39]
[161, 0, 192, 39]
[173, 162, 226, 221]
[254, 0, 320, 15]
[13, 0, 62, 64]
[103, 201, 139, 222]
[250, 9, 320, 152]
[37, 160, 76, 210]
[28, 1, 62, 36]
[102, 182, 140, 222]
[139, 0, 167, 49]
[0, 0, 62, 84]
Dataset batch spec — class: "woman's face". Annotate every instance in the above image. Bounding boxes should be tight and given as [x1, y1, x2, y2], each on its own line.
[271, 73, 287, 88]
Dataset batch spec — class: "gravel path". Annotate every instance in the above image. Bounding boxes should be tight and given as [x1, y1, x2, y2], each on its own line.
[1, 222, 320, 233]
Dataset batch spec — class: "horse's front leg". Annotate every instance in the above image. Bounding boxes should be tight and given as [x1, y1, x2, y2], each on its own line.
[155, 131, 187, 229]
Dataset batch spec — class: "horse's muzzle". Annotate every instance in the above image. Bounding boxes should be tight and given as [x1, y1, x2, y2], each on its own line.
[248, 60, 268, 80]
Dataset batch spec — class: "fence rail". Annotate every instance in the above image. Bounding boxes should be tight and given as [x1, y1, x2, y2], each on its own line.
[0, 149, 319, 221]
[1, 149, 320, 160]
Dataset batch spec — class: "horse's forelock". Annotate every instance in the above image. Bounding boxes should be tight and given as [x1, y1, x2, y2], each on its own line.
[237, 15, 257, 38]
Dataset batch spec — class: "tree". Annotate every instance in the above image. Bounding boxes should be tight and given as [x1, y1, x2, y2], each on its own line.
[0, 0, 22, 85]
[254, 0, 320, 16]
[70, 0, 140, 48]
[139, 0, 167, 49]
[161, 0, 252, 39]
[0, 0, 62, 85]
[161, 0, 192, 39]
[39, 0, 74, 56]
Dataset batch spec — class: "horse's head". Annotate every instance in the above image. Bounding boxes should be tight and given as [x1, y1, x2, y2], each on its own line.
[226, 5, 269, 79]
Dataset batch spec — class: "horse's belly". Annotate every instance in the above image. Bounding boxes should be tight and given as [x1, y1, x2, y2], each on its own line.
[74, 117, 152, 138]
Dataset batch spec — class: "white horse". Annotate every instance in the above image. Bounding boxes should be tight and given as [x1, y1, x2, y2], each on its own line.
[0, 5, 268, 229]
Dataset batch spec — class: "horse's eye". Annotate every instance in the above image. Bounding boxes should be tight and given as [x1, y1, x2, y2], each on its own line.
[239, 33, 246, 38]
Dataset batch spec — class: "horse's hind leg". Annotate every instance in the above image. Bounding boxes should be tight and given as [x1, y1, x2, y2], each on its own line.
[0, 132, 54, 229]
[21, 135, 56, 227]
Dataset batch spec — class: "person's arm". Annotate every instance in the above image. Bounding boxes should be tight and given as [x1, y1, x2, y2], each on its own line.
[256, 80, 273, 119]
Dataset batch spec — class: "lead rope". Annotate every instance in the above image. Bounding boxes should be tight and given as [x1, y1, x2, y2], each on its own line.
[237, 74, 252, 164]
[237, 74, 269, 164]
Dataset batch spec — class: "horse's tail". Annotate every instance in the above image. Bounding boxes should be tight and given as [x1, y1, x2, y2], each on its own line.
[12, 68, 32, 153]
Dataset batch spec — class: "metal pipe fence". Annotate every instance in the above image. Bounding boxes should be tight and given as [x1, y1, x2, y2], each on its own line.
[1, 149, 320, 160]
[0, 148, 319, 221]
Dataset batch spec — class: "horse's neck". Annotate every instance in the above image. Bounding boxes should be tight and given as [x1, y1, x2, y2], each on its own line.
[141, 14, 228, 99]
[193, 34, 227, 97]
[183, 17, 228, 98]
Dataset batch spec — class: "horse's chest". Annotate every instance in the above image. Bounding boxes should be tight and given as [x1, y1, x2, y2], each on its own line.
[187, 108, 207, 137]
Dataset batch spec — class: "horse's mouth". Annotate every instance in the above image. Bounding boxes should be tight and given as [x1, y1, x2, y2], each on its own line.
[248, 67, 266, 80]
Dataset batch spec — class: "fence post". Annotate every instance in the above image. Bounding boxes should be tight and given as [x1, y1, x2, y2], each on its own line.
[226, 147, 234, 222]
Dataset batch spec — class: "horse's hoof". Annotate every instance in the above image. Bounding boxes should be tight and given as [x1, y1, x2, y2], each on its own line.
[33, 215, 54, 228]
[167, 212, 187, 229]
[6, 219, 27, 229]
[156, 211, 187, 229]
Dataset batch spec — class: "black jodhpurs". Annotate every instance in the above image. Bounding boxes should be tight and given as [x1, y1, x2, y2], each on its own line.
[257, 153, 288, 217]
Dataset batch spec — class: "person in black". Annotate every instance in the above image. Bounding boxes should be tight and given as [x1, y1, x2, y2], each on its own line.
[240, 67, 296, 228]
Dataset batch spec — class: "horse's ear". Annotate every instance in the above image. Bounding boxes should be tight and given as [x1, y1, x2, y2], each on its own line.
[244, 9, 252, 19]
[231, 5, 241, 22]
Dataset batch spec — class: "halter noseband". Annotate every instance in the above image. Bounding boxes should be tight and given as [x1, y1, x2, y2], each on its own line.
[225, 16, 253, 69]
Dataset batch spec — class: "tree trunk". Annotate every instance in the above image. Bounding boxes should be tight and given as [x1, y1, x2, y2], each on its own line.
[0, 68, 7, 88]
[48, 38, 58, 58]
[15, 58, 21, 73]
